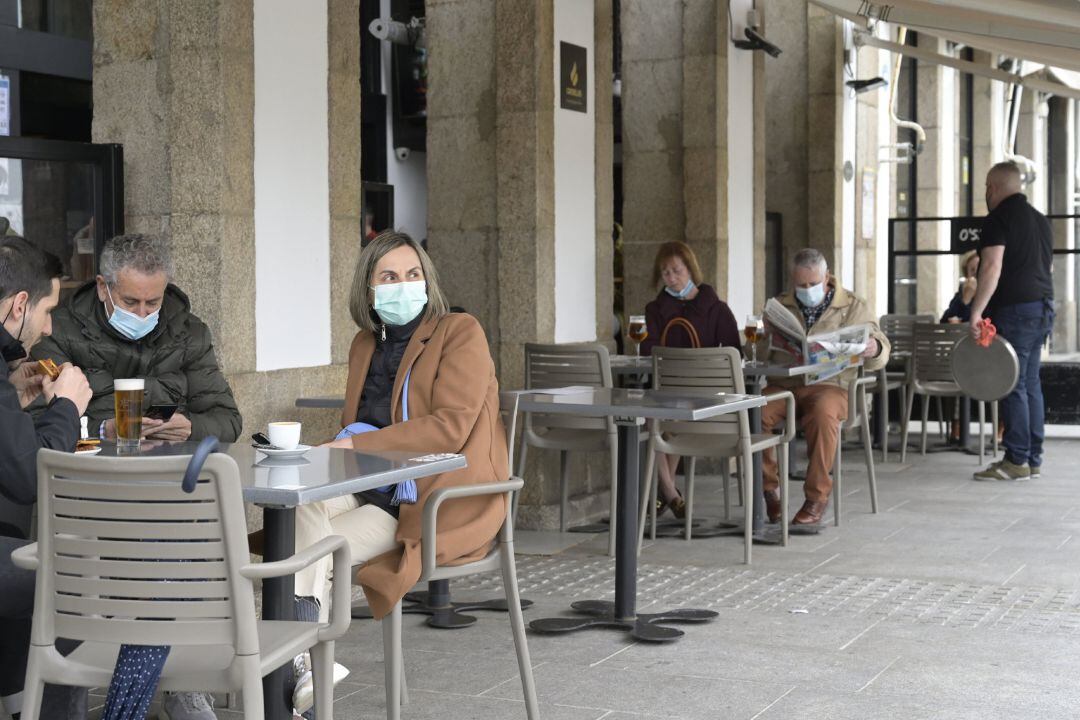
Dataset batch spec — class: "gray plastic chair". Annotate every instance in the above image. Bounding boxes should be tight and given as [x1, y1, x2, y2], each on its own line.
[378, 392, 539, 720]
[901, 323, 977, 462]
[879, 313, 935, 461]
[12, 448, 351, 720]
[636, 347, 796, 562]
[833, 371, 880, 526]
[519, 342, 619, 555]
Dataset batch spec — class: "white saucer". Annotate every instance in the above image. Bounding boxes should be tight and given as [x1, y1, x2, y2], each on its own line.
[254, 444, 312, 459]
[75, 446, 102, 456]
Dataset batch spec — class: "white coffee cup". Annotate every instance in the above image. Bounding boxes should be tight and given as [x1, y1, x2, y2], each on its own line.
[268, 421, 302, 450]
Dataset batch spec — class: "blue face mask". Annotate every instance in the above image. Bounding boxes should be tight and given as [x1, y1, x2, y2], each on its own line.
[665, 279, 695, 299]
[373, 280, 428, 326]
[105, 285, 159, 341]
[795, 282, 826, 308]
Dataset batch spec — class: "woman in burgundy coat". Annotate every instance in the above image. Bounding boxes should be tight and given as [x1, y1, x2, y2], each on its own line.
[640, 241, 740, 517]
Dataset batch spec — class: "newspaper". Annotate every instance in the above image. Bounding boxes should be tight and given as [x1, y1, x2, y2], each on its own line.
[763, 298, 870, 384]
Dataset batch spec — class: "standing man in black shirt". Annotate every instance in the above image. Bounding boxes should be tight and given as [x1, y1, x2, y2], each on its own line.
[970, 162, 1055, 482]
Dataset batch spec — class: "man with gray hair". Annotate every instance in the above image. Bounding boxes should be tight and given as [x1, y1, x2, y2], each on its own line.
[32, 233, 240, 717]
[748, 248, 890, 525]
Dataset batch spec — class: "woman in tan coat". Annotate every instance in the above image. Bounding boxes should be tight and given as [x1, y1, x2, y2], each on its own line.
[289, 231, 507, 714]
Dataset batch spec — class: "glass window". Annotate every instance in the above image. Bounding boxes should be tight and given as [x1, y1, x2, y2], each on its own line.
[17, 0, 92, 41]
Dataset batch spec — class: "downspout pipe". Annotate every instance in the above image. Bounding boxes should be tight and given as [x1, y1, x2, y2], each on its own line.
[888, 27, 926, 156]
[1003, 67, 1038, 185]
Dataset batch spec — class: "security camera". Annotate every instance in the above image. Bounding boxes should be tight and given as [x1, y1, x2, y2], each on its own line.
[846, 77, 888, 94]
[733, 28, 782, 58]
[394, 146, 410, 161]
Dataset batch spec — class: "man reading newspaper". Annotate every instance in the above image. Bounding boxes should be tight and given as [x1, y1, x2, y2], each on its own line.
[746, 249, 890, 525]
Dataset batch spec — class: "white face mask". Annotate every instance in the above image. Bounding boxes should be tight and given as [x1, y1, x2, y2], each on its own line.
[795, 282, 826, 308]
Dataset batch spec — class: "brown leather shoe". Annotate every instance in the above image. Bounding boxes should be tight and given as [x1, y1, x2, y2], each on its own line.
[792, 500, 827, 525]
[763, 489, 781, 523]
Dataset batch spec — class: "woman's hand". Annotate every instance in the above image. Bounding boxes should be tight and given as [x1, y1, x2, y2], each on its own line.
[321, 437, 355, 449]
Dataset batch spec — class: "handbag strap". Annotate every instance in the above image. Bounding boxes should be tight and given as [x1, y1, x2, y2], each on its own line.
[660, 317, 702, 348]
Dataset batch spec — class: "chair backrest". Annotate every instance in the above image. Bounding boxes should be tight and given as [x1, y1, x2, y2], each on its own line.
[880, 313, 935, 356]
[523, 342, 613, 432]
[651, 346, 745, 434]
[31, 449, 258, 655]
[911, 322, 967, 384]
[498, 391, 521, 471]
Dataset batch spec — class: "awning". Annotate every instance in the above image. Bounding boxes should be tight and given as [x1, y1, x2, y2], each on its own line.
[812, 0, 1080, 75]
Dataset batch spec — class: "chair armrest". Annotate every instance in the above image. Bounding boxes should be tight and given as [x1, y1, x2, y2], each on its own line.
[846, 375, 877, 425]
[11, 542, 38, 571]
[762, 390, 797, 444]
[421, 478, 523, 579]
[240, 535, 348, 581]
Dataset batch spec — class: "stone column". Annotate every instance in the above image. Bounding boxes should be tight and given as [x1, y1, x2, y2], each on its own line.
[806, 5, 843, 272]
[595, 0, 616, 349]
[92, 0, 360, 445]
[969, 51, 998, 217]
[1048, 97, 1076, 352]
[853, 39, 882, 308]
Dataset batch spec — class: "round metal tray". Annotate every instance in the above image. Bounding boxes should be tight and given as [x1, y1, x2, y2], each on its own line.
[950, 334, 1019, 402]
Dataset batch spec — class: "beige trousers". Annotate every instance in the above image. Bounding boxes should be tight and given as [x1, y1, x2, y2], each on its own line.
[293, 494, 401, 621]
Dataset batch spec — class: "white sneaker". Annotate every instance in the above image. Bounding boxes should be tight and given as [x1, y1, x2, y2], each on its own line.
[292, 652, 350, 714]
[160, 691, 217, 720]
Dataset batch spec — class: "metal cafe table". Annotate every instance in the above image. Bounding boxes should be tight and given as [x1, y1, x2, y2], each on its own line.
[96, 440, 465, 720]
[517, 387, 767, 642]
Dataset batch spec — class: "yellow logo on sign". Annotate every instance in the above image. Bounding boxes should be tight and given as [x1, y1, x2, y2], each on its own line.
[570, 62, 579, 87]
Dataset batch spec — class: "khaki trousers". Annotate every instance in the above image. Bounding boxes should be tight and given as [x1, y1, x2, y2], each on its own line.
[761, 384, 848, 504]
[294, 495, 401, 621]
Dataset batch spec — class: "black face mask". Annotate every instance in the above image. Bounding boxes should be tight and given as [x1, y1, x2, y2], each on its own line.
[0, 301, 28, 364]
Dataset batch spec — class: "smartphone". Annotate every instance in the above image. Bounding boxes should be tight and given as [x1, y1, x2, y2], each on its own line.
[145, 403, 178, 421]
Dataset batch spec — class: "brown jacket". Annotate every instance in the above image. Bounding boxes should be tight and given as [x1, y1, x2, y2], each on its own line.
[749, 282, 891, 390]
[342, 313, 508, 619]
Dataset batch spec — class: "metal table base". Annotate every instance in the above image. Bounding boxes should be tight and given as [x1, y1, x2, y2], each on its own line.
[529, 420, 718, 642]
[261, 507, 296, 720]
[351, 578, 532, 629]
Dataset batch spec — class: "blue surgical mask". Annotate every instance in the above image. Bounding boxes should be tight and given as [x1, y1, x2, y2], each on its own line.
[665, 279, 695, 299]
[373, 280, 428, 326]
[105, 285, 159, 341]
[795, 282, 826, 308]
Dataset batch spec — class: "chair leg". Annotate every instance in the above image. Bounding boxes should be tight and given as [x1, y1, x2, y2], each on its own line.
[684, 457, 696, 542]
[834, 431, 843, 527]
[736, 455, 745, 507]
[607, 437, 618, 557]
[558, 450, 569, 533]
[400, 654, 409, 706]
[780, 442, 790, 547]
[721, 457, 731, 520]
[920, 393, 930, 456]
[18, 655, 44, 720]
[935, 396, 946, 439]
[311, 640, 335, 720]
[637, 437, 657, 557]
[241, 658, 264, 720]
[742, 441, 754, 564]
[382, 602, 403, 720]
[861, 393, 879, 514]
[513, 440, 529, 526]
[501, 545, 540, 720]
[901, 386, 915, 464]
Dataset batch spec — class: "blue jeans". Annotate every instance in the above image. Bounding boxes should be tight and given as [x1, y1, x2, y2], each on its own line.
[992, 300, 1054, 467]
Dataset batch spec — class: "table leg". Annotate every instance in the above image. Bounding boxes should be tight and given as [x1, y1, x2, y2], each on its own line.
[262, 507, 296, 720]
[529, 420, 717, 642]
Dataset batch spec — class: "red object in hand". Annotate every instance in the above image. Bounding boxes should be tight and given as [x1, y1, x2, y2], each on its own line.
[977, 318, 997, 348]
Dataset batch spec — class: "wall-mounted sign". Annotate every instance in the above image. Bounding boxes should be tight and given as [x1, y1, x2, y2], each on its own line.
[950, 216, 984, 254]
[0, 75, 10, 137]
[559, 42, 587, 113]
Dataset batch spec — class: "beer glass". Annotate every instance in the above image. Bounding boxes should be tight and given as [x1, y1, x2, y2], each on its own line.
[627, 315, 648, 356]
[114, 378, 145, 450]
[744, 315, 764, 366]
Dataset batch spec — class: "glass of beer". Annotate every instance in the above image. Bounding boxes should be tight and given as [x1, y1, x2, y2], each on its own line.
[114, 378, 145, 450]
[627, 315, 648, 356]
[744, 315, 764, 366]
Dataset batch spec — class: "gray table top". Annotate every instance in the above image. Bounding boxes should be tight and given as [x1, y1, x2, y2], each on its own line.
[94, 441, 466, 508]
[516, 387, 766, 421]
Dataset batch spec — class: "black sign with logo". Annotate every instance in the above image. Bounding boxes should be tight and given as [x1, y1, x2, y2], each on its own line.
[950, 216, 984, 254]
[560, 42, 587, 113]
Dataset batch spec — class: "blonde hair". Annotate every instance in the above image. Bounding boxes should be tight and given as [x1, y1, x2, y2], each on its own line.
[960, 250, 979, 277]
[348, 231, 450, 332]
[651, 241, 704, 289]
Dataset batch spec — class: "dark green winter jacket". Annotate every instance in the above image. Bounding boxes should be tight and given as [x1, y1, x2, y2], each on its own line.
[31, 281, 242, 442]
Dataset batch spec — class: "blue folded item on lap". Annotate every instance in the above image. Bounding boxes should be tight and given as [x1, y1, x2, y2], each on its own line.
[334, 369, 418, 506]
